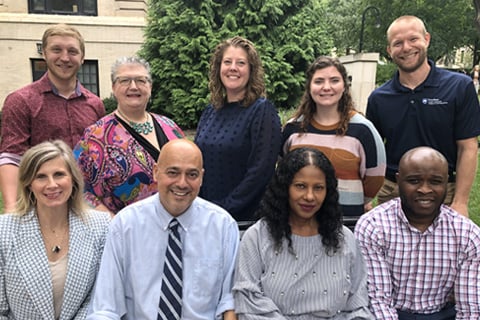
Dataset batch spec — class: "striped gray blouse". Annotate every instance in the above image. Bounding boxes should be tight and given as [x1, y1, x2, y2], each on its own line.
[233, 219, 373, 319]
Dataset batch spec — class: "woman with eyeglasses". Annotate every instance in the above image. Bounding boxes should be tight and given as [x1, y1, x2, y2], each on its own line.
[74, 56, 184, 215]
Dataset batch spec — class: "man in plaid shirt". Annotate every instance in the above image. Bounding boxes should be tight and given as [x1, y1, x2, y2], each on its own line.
[355, 146, 480, 320]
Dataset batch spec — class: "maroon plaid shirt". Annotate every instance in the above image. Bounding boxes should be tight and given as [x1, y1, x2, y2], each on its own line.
[0, 72, 104, 165]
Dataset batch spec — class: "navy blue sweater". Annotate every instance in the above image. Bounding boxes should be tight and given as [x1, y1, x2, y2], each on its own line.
[194, 98, 281, 221]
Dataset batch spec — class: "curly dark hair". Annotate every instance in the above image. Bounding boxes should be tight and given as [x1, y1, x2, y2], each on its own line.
[256, 147, 344, 255]
[291, 56, 355, 135]
[208, 36, 266, 109]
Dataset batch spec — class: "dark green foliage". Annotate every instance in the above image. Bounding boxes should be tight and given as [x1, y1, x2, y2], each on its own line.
[376, 61, 397, 86]
[140, 0, 333, 128]
[327, 0, 478, 63]
[102, 95, 117, 114]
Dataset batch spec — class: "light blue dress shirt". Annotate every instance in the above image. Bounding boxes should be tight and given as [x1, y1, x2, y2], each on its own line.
[86, 194, 240, 319]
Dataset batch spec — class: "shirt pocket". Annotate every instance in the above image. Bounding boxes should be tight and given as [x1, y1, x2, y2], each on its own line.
[192, 258, 222, 297]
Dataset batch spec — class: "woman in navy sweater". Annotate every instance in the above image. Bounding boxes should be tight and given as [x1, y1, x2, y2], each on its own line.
[195, 36, 281, 222]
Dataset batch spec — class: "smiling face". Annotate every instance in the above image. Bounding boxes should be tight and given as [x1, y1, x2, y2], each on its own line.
[112, 63, 152, 113]
[220, 46, 251, 102]
[309, 66, 345, 110]
[387, 17, 430, 73]
[43, 35, 84, 85]
[288, 165, 326, 225]
[154, 140, 204, 217]
[29, 156, 73, 213]
[397, 148, 448, 229]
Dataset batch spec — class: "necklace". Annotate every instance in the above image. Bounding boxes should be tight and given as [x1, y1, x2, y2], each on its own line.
[40, 222, 69, 254]
[117, 109, 153, 135]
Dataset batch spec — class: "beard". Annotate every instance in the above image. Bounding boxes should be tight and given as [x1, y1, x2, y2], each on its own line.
[392, 49, 428, 73]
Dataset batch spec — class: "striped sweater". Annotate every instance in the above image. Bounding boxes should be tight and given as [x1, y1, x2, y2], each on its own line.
[282, 112, 386, 216]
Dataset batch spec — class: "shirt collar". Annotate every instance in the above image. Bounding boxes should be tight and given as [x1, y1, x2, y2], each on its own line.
[41, 72, 83, 98]
[397, 199, 444, 234]
[154, 196, 196, 233]
[392, 59, 439, 92]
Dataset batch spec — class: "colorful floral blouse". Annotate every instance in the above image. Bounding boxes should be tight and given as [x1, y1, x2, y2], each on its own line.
[74, 113, 184, 213]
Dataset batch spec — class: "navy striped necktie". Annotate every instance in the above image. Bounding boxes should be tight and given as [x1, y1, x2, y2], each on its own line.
[158, 218, 183, 319]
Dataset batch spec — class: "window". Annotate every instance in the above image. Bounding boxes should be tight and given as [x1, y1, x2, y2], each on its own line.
[29, 0, 97, 16]
[77, 61, 100, 95]
[31, 60, 48, 82]
[31, 59, 100, 96]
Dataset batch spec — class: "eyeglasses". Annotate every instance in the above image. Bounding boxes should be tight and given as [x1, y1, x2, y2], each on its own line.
[114, 76, 151, 87]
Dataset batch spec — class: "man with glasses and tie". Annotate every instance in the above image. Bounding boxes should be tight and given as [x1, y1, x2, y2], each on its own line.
[87, 139, 239, 319]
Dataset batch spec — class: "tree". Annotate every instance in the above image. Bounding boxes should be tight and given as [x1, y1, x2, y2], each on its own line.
[140, 0, 332, 128]
[327, 0, 479, 63]
[325, 0, 362, 56]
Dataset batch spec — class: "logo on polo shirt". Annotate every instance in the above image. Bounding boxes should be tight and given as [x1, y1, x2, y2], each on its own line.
[422, 98, 448, 105]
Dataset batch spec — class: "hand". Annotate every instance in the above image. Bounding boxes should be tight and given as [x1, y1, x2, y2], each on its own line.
[364, 201, 373, 212]
[223, 310, 237, 320]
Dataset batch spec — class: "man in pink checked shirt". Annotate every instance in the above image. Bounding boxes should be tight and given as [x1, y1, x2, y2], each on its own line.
[355, 146, 480, 320]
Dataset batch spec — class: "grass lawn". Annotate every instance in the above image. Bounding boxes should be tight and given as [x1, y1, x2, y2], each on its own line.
[468, 157, 480, 226]
[1, 156, 480, 226]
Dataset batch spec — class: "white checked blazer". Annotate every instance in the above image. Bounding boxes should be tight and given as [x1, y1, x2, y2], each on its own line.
[0, 209, 110, 319]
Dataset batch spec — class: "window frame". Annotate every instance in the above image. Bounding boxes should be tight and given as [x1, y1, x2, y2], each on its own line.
[28, 0, 98, 16]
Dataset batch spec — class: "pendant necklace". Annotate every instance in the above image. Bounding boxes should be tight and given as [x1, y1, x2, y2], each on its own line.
[117, 109, 153, 135]
[40, 222, 69, 254]
[51, 226, 68, 253]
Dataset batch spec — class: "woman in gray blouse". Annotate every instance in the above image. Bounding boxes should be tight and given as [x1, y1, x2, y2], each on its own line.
[233, 147, 373, 319]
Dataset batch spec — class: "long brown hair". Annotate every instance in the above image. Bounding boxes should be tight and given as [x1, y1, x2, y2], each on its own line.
[291, 56, 355, 135]
[208, 36, 266, 109]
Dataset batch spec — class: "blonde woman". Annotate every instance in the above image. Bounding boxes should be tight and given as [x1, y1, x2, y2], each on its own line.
[0, 140, 110, 319]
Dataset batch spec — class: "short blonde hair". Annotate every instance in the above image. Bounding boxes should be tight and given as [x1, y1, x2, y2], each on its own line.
[16, 140, 87, 216]
[42, 23, 85, 58]
[387, 15, 427, 44]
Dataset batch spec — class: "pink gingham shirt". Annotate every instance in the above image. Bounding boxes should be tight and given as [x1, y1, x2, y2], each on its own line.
[354, 198, 480, 319]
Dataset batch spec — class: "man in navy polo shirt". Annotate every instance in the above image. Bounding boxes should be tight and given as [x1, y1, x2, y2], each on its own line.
[366, 15, 480, 217]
